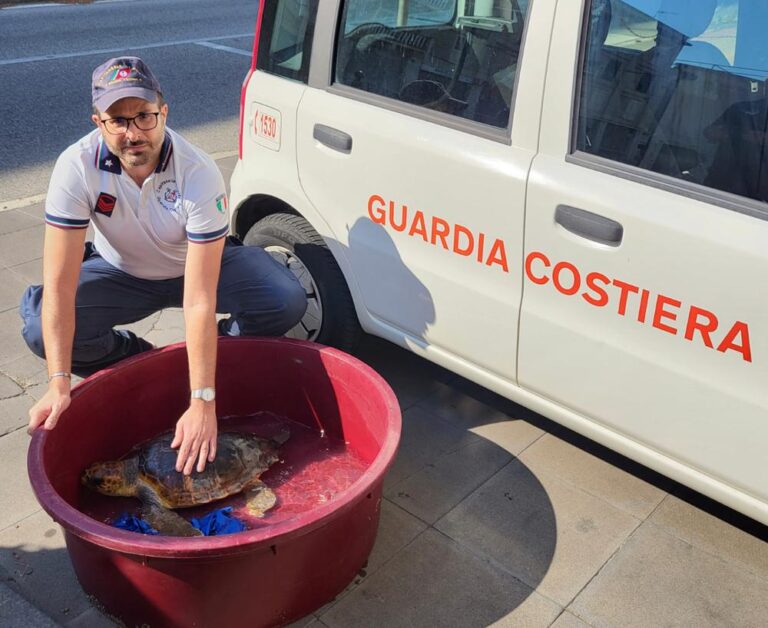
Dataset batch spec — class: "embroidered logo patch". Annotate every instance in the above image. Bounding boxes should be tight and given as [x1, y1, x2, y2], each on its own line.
[95, 193, 117, 216]
[156, 179, 181, 213]
[215, 194, 228, 214]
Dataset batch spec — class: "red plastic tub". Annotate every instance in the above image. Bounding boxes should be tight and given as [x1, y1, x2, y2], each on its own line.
[28, 338, 401, 627]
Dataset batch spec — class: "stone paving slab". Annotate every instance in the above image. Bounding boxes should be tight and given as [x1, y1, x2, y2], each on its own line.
[0, 267, 28, 314]
[17, 202, 45, 221]
[550, 611, 591, 628]
[290, 498, 430, 625]
[0, 208, 42, 236]
[23, 381, 49, 402]
[0, 394, 33, 436]
[367, 499, 428, 573]
[648, 494, 768, 581]
[436, 459, 641, 607]
[0, 372, 23, 400]
[64, 607, 121, 628]
[570, 520, 768, 627]
[384, 405, 490, 487]
[0, 580, 58, 628]
[386, 433, 512, 524]
[0, 428, 41, 533]
[0, 308, 29, 366]
[143, 308, 185, 347]
[8, 257, 43, 287]
[417, 377, 540, 431]
[320, 528, 561, 628]
[0, 225, 45, 268]
[0, 352, 47, 389]
[0, 510, 92, 624]
[518, 433, 666, 520]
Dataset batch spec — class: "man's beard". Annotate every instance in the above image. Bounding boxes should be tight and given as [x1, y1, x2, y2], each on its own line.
[115, 140, 156, 168]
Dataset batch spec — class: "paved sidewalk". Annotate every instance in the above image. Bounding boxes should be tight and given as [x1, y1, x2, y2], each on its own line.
[0, 156, 766, 627]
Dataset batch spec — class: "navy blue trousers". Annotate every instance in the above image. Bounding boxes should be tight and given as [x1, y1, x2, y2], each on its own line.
[19, 240, 307, 377]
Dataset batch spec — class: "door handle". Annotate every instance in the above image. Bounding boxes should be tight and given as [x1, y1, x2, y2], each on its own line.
[313, 124, 353, 153]
[555, 205, 623, 246]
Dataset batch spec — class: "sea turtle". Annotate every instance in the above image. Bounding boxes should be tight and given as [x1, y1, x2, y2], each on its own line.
[81, 430, 289, 537]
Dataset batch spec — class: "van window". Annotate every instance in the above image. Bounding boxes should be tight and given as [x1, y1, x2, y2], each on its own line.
[257, 0, 319, 83]
[335, 0, 530, 128]
[576, 0, 768, 204]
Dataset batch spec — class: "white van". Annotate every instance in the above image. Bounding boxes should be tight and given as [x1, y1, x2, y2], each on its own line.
[229, 0, 768, 526]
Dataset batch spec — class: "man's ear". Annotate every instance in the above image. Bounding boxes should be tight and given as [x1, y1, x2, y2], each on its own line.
[91, 114, 101, 128]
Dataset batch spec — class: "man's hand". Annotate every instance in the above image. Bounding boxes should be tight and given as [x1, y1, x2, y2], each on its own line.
[27, 381, 71, 434]
[171, 401, 217, 475]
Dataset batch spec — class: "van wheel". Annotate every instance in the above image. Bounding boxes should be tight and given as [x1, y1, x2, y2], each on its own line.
[243, 213, 362, 352]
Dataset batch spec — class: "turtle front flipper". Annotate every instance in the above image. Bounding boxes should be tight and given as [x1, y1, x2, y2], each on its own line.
[138, 486, 202, 537]
[142, 503, 202, 537]
[244, 480, 277, 517]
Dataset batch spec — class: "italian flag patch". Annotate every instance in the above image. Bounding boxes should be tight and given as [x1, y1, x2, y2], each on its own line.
[216, 194, 228, 213]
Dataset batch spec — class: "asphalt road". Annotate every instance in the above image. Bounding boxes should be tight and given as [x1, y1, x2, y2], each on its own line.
[0, 0, 258, 205]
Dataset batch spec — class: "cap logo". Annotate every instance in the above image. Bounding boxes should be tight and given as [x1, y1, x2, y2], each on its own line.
[103, 65, 140, 86]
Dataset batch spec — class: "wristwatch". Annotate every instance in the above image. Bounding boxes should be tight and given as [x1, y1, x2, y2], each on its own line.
[191, 387, 216, 402]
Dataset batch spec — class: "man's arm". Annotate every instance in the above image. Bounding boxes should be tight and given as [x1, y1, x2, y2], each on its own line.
[28, 225, 86, 432]
[171, 236, 225, 475]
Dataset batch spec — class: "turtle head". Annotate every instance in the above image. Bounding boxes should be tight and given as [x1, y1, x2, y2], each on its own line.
[81, 460, 137, 497]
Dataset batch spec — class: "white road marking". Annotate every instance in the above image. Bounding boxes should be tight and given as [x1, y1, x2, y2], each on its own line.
[194, 41, 252, 58]
[0, 193, 47, 212]
[0, 151, 238, 212]
[3, 0, 146, 10]
[0, 33, 254, 66]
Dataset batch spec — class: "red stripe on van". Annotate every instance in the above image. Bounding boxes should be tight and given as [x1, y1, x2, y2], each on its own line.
[239, 1, 265, 160]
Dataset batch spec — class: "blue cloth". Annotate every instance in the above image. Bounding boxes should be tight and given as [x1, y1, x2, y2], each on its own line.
[191, 506, 247, 535]
[113, 512, 159, 535]
[112, 506, 246, 536]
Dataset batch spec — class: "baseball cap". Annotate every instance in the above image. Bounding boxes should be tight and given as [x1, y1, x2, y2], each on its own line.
[91, 57, 163, 112]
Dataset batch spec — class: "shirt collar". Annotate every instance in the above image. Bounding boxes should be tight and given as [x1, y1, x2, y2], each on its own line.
[96, 139, 121, 174]
[155, 133, 173, 173]
[95, 132, 173, 175]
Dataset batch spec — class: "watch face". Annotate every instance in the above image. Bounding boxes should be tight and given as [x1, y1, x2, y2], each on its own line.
[193, 388, 216, 401]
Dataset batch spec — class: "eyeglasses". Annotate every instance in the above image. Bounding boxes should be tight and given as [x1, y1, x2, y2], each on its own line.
[99, 111, 162, 135]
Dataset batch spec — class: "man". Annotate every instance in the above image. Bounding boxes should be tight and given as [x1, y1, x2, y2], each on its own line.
[20, 57, 307, 475]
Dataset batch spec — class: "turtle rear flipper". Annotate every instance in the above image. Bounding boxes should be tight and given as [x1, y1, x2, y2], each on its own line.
[139, 485, 202, 537]
[244, 480, 277, 517]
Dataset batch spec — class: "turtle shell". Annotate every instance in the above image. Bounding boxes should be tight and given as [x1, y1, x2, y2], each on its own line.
[137, 431, 282, 508]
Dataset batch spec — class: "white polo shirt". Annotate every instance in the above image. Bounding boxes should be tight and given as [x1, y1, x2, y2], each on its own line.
[45, 127, 229, 280]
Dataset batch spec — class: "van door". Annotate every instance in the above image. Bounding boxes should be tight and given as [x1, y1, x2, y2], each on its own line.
[296, 0, 551, 380]
[520, 0, 768, 518]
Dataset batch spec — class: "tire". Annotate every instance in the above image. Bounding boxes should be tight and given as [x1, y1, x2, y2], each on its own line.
[243, 212, 362, 352]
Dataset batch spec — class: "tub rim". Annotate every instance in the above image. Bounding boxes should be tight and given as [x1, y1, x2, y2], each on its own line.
[27, 338, 401, 559]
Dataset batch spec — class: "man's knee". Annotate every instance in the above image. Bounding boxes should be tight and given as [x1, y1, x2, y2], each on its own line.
[234, 272, 307, 336]
[280, 275, 308, 332]
[19, 285, 46, 359]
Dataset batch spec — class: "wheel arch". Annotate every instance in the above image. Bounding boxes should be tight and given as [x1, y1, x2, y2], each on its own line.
[232, 194, 300, 240]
